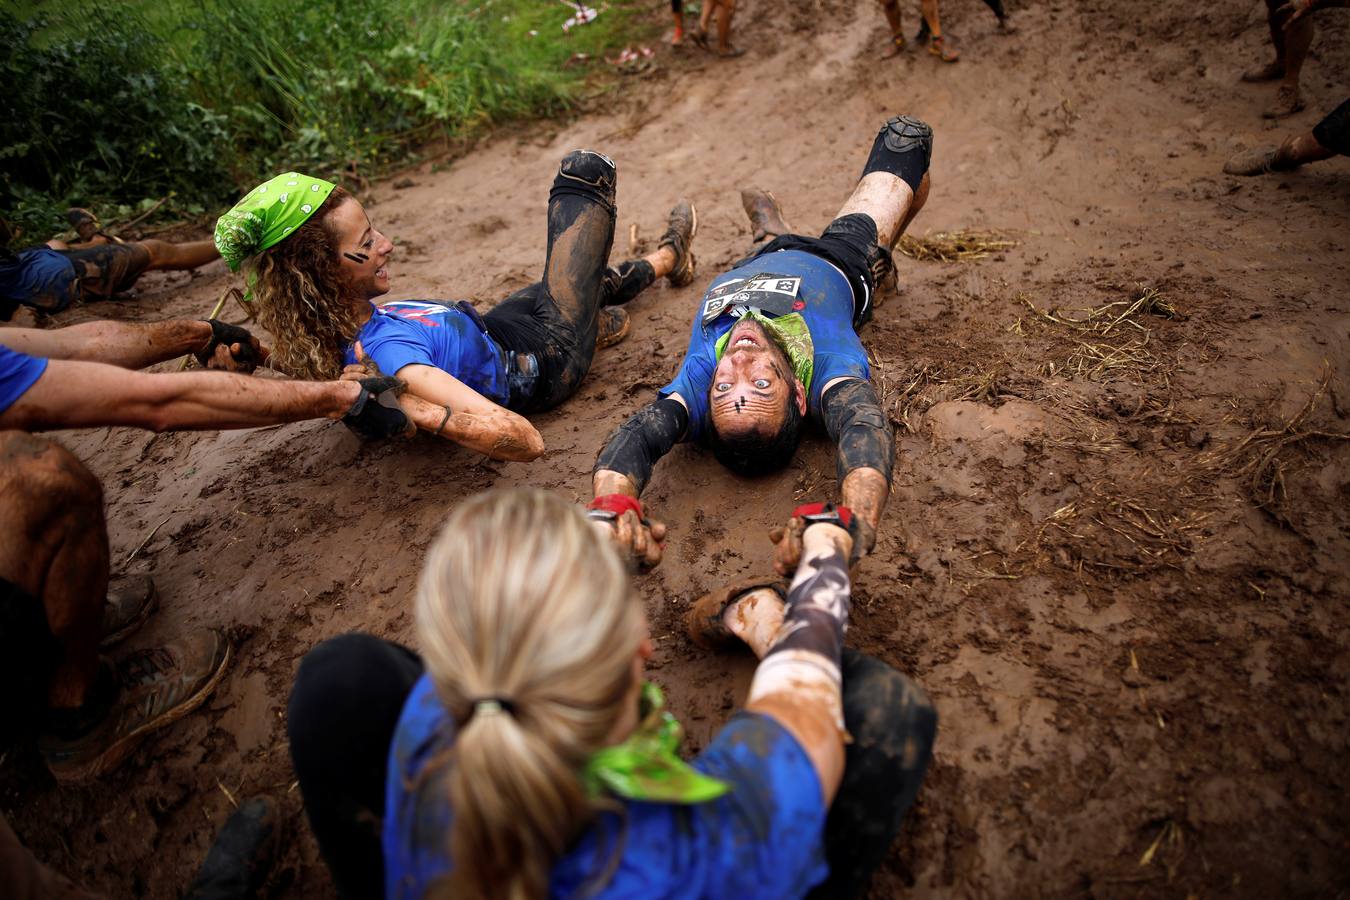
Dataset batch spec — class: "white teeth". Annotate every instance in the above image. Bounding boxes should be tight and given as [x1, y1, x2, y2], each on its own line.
[735, 338, 756, 346]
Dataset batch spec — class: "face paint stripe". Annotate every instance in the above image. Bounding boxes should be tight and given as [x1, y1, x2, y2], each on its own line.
[344, 251, 370, 264]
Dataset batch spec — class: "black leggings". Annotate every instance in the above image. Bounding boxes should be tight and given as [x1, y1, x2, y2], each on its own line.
[288, 634, 936, 900]
[480, 156, 618, 413]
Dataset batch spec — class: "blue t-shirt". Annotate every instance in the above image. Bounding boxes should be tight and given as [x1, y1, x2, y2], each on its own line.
[660, 249, 869, 441]
[0, 344, 48, 414]
[347, 301, 510, 406]
[384, 674, 830, 899]
[0, 248, 78, 311]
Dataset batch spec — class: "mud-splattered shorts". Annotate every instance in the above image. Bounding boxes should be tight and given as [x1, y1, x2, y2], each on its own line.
[1313, 97, 1350, 158]
[0, 578, 61, 747]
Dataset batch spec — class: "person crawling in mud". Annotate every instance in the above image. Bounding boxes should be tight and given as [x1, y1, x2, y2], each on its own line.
[219, 156, 697, 462]
[0, 209, 221, 320]
[0, 316, 410, 784]
[287, 488, 936, 898]
[590, 115, 932, 573]
[1224, 96, 1350, 176]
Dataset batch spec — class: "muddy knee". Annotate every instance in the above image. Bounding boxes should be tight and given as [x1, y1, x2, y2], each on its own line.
[555, 150, 617, 205]
[0, 432, 102, 516]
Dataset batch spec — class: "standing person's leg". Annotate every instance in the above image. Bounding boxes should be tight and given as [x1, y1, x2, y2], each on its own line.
[287, 634, 425, 900]
[1244, 0, 1289, 82]
[983, 0, 1015, 32]
[920, 0, 959, 61]
[1266, 13, 1314, 118]
[806, 649, 937, 899]
[878, 0, 907, 58]
[715, 0, 742, 56]
[671, 0, 685, 45]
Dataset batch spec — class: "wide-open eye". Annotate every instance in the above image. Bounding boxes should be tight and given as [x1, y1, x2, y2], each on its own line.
[715, 382, 731, 392]
[753, 378, 770, 389]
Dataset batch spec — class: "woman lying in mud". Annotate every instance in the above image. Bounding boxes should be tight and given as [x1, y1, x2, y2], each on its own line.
[287, 487, 937, 898]
[214, 156, 696, 460]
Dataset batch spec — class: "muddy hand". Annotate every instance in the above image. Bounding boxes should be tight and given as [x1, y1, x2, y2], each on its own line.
[769, 516, 807, 577]
[197, 319, 262, 373]
[598, 510, 667, 571]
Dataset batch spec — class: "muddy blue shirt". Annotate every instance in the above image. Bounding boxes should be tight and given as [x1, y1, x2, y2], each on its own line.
[383, 674, 830, 899]
[0, 344, 47, 414]
[347, 301, 510, 406]
[660, 249, 869, 442]
[0, 248, 77, 312]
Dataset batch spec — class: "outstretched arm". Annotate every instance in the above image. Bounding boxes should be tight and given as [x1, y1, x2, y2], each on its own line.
[4, 360, 361, 432]
[0, 319, 263, 372]
[590, 396, 689, 569]
[772, 377, 893, 574]
[394, 363, 545, 461]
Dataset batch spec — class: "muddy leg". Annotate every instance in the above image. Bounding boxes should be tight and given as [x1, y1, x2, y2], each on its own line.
[806, 649, 937, 899]
[0, 432, 107, 716]
[138, 239, 220, 272]
[288, 634, 423, 900]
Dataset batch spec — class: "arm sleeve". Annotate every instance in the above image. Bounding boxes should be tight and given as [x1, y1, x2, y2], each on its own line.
[820, 378, 894, 486]
[593, 397, 689, 494]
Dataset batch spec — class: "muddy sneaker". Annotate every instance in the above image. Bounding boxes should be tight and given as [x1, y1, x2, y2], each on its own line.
[659, 199, 698, 287]
[596, 306, 632, 350]
[100, 574, 158, 648]
[1223, 146, 1279, 176]
[1263, 85, 1305, 119]
[184, 796, 286, 900]
[866, 243, 899, 304]
[40, 628, 232, 784]
[1241, 60, 1284, 83]
[740, 189, 792, 244]
[65, 207, 100, 242]
[686, 578, 786, 649]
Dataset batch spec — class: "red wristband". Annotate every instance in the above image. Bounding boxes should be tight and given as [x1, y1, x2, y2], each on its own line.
[792, 501, 853, 530]
[589, 494, 644, 519]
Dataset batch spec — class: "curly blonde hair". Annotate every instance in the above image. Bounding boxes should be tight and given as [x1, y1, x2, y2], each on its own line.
[249, 186, 366, 381]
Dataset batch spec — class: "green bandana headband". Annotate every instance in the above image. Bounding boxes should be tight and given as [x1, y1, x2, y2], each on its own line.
[582, 682, 730, 804]
[714, 309, 815, 392]
[214, 172, 336, 272]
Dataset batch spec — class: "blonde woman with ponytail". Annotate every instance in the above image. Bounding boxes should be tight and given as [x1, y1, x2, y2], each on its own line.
[288, 488, 936, 899]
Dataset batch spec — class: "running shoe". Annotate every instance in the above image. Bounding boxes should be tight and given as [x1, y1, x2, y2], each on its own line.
[740, 189, 792, 244]
[40, 628, 232, 783]
[660, 199, 698, 287]
[100, 574, 158, 648]
[596, 306, 632, 350]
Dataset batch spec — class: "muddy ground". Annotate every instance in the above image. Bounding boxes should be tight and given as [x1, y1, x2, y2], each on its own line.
[3, 0, 1348, 895]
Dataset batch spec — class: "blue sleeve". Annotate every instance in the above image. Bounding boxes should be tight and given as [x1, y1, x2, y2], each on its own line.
[0, 345, 48, 414]
[360, 317, 436, 378]
[660, 353, 714, 442]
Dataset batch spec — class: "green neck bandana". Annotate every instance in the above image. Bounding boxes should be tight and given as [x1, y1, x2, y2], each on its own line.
[214, 172, 336, 272]
[713, 309, 814, 392]
[582, 682, 730, 804]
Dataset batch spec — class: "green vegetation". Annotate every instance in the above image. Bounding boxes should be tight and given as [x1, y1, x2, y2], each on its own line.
[1, 0, 650, 245]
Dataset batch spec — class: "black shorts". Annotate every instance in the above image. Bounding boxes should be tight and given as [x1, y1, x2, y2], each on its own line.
[0, 578, 61, 746]
[735, 212, 880, 330]
[1313, 98, 1350, 158]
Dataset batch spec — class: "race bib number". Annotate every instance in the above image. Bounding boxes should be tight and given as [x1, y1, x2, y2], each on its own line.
[700, 272, 802, 324]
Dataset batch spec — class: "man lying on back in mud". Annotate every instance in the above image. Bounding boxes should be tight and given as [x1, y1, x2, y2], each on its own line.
[221, 155, 696, 462]
[589, 116, 932, 573]
[1, 209, 220, 319]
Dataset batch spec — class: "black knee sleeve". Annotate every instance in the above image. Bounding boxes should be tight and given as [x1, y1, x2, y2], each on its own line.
[860, 115, 933, 195]
[553, 149, 617, 210]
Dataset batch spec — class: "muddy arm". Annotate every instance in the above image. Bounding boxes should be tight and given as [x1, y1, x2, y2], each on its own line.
[592, 397, 689, 497]
[394, 363, 545, 462]
[821, 378, 894, 542]
[0, 320, 216, 370]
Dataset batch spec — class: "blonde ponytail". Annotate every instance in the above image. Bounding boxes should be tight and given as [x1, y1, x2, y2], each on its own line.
[416, 489, 642, 899]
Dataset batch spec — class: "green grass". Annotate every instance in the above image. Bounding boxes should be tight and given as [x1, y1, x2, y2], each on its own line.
[0, 0, 653, 245]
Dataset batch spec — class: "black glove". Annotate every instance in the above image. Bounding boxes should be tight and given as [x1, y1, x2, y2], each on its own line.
[195, 319, 260, 372]
[343, 376, 411, 440]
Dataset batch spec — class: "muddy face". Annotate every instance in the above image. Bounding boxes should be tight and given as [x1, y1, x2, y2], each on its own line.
[708, 319, 805, 439]
[328, 197, 395, 301]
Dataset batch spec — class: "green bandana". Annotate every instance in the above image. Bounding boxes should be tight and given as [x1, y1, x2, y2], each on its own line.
[214, 172, 336, 272]
[582, 682, 730, 804]
[713, 309, 814, 392]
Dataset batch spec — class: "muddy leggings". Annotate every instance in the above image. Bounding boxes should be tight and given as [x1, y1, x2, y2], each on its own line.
[287, 633, 936, 900]
[479, 152, 618, 414]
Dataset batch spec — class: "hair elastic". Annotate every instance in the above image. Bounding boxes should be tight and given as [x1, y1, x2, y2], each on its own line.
[465, 696, 516, 722]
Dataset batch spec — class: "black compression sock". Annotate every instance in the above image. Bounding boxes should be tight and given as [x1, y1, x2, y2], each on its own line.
[860, 115, 933, 194]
